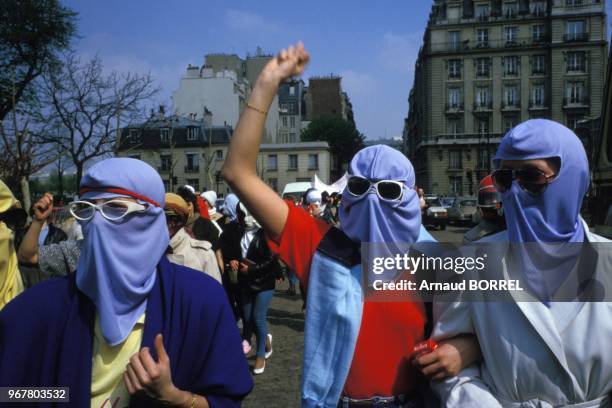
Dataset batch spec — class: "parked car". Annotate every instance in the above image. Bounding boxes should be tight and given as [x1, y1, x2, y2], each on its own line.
[423, 196, 448, 230]
[440, 197, 456, 209]
[448, 197, 478, 226]
[281, 181, 312, 202]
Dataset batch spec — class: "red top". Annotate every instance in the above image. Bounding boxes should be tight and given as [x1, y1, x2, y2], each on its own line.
[267, 204, 426, 399]
[196, 195, 210, 219]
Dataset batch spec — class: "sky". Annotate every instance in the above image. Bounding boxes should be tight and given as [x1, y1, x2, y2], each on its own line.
[63, 0, 612, 141]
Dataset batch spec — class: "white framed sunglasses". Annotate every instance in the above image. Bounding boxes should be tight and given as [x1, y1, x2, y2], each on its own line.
[346, 176, 406, 201]
[69, 200, 148, 221]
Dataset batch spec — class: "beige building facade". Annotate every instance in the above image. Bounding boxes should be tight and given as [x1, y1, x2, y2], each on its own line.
[405, 0, 608, 196]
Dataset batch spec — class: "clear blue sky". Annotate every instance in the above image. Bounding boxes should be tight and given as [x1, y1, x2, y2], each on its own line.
[63, 0, 611, 140]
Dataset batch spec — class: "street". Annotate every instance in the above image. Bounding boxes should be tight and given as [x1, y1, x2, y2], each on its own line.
[243, 225, 467, 407]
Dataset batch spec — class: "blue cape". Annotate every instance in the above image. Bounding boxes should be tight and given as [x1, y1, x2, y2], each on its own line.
[0, 258, 253, 407]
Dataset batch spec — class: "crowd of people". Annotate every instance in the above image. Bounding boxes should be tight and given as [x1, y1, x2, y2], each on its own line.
[0, 42, 610, 408]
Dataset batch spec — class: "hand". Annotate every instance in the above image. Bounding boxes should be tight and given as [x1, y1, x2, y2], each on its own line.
[229, 260, 239, 272]
[258, 42, 310, 86]
[32, 193, 53, 222]
[239, 262, 249, 273]
[413, 335, 481, 381]
[124, 334, 179, 403]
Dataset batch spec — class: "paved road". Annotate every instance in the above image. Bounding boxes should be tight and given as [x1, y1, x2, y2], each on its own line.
[242, 225, 467, 407]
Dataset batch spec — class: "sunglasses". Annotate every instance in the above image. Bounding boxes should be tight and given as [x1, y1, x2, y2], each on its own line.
[491, 168, 557, 195]
[69, 200, 148, 221]
[346, 176, 405, 201]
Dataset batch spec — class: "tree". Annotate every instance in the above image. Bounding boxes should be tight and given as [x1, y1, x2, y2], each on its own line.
[0, 0, 77, 121]
[39, 53, 158, 189]
[301, 117, 366, 178]
[0, 80, 57, 210]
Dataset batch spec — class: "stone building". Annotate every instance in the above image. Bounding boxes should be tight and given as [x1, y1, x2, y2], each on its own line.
[404, 0, 608, 196]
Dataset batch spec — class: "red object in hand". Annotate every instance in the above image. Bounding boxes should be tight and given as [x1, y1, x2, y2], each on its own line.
[412, 339, 439, 359]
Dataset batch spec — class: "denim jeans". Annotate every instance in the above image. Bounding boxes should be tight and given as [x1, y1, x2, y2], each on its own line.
[241, 289, 274, 357]
[287, 270, 299, 286]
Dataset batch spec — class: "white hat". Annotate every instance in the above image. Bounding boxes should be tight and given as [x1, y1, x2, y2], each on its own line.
[200, 190, 217, 207]
[184, 185, 195, 194]
[306, 189, 322, 205]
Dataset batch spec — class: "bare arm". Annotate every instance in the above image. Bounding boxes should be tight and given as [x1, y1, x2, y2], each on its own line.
[17, 193, 53, 264]
[222, 43, 310, 240]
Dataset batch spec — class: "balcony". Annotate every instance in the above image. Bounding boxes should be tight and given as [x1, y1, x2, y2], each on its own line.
[529, 100, 549, 110]
[184, 166, 199, 173]
[564, 33, 589, 42]
[473, 101, 493, 111]
[445, 103, 465, 113]
[502, 100, 521, 111]
[429, 36, 549, 54]
[563, 97, 590, 109]
[564, 0, 602, 10]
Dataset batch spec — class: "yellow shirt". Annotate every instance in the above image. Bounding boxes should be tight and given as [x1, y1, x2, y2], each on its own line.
[91, 314, 146, 408]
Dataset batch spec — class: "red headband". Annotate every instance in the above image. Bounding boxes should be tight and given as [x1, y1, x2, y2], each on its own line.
[79, 187, 161, 208]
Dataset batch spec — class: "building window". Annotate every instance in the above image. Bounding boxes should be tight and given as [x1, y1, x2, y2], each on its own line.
[476, 4, 490, 21]
[475, 58, 491, 78]
[267, 154, 278, 171]
[215, 149, 223, 160]
[565, 20, 587, 41]
[448, 59, 462, 79]
[503, 56, 520, 76]
[282, 116, 288, 127]
[288, 154, 298, 170]
[503, 85, 520, 108]
[268, 178, 278, 192]
[450, 176, 463, 195]
[476, 117, 490, 135]
[477, 149, 490, 170]
[290, 116, 296, 128]
[308, 154, 319, 170]
[289, 86, 295, 96]
[186, 127, 197, 141]
[187, 178, 199, 191]
[504, 27, 518, 45]
[162, 179, 170, 192]
[475, 86, 491, 108]
[476, 29, 489, 48]
[449, 150, 462, 169]
[503, 2, 518, 18]
[532, 55, 546, 74]
[531, 83, 546, 107]
[565, 81, 586, 104]
[160, 154, 171, 171]
[447, 118, 463, 135]
[129, 129, 140, 143]
[566, 115, 584, 130]
[185, 153, 199, 172]
[566, 0, 585, 8]
[160, 128, 170, 143]
[567, 51, 586, 72]
[503, 115, 519, 133]
[532, 1, 546, 16]
[448, 31, 461, 50]
[532, 24, 546, 42]
[447, 87, 462, 109]
[289, 132, 297, 143]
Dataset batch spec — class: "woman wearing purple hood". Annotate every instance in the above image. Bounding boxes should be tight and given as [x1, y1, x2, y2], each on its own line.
[222, 43, 481, 408]
[0, 158, 252, 407]
[431, 119, 612, 407]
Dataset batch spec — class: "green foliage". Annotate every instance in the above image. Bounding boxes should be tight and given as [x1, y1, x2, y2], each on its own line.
[300, 117, 366, 175]
[0, 0, 77, 120]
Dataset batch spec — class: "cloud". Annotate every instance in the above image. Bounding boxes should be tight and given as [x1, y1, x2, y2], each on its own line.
[379, 31, 423, 74]
[224, 9, 281, 33]
[339, 70, 379, 100]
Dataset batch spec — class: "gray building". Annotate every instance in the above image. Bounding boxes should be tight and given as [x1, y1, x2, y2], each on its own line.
[404, 0, 608, 196]
[278, 79, 306, 143]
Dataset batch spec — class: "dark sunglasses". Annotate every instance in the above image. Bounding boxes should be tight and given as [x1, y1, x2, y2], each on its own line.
[346, 176, 405, 201]
[492, 168, 557, 195]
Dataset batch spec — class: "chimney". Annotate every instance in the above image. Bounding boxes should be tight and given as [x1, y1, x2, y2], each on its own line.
[158, 105, 166, 119]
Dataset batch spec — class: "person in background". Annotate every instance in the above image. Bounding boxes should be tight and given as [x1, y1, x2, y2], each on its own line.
[463, 175, 506, 243]
[0, 180, 25, 310]
[201, 190, 223, 234]
[0, 158, 253, 407]
[417, 188, 426, 213]
[303, 188, 323, 218]
[221, 42, 481, 407]
[176, 186, 224, 273]
[236, 202, 281, 375]
[165, 193, 222, 283]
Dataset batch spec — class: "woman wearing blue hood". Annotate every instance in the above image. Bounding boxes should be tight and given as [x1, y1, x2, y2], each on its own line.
[430, 119, 612, 407]
[0, 158, 253, 407]
[222, 43, 481, 408]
